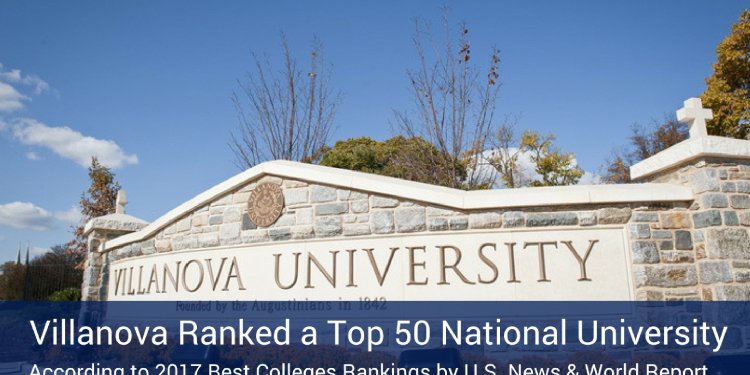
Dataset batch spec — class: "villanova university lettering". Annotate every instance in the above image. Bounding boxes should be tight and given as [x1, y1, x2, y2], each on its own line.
[111, 237, 604, 297]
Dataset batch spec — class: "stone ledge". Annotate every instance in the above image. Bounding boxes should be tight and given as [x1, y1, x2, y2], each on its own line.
[630, 136, 750, 181]
[102, 160, 693, 251]
[84, 213, 148, 236]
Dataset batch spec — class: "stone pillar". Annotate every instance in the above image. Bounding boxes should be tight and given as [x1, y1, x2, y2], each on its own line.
[81, 192, 148, 301]
[630, 98, 750, 300]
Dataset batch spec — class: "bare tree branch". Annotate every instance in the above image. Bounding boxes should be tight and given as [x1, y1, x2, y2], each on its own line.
[230, 34, 340, 168]
[394, 12, 501, 190]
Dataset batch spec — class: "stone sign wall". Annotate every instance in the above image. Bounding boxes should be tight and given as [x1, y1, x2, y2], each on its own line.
[82, 99, 750, 302]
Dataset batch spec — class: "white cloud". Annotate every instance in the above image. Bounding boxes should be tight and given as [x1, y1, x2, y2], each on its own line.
[30, 246, 50, 257]
[0, 201, 83, 232]
[577, 170, 602, 185]
[0, 63, 50, 95]
[0, 81, 28, 112]
[54, 206, 82, 225]
[25, 151, 39, 160]
[0, 201, 55, 231]
[10, 118, 139, 169]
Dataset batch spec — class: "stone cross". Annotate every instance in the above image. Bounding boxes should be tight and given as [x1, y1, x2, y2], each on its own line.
[676, 97, 713, 138]
[115, 190, 127, 214]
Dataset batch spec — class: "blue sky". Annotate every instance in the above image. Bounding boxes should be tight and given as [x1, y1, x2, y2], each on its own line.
[0, 1, 746, 263]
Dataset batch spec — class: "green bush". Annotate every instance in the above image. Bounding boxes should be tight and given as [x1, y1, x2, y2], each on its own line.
[48, 287, 81, 301]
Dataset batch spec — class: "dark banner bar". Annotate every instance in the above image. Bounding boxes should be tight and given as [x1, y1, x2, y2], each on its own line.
[1, 302, 748, 375]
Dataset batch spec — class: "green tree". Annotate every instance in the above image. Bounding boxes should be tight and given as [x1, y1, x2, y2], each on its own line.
[66, 157, 120, 266]
[487, 125, 584, 188]
[0, 245, 83, 300]
[701, 9, 750, 139]
[319, 136, 467, 188]
[0, 261, 25, 300]
[521, 131, 584, 187]
[48, 287, 81, 301]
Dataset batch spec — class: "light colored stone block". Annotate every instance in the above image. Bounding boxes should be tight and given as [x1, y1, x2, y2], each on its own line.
[371, 211, 394, 234]
[172, 235, 197, 251]
[283, 188, 309, 205]
[702, 193, 728, 208]
[220, 222, 241, 245]
[699, 262, 732, 284]
[371, 196, 399, 208]
[343, 223, 371, 236]
[212, 194, 232, 207]
[198, 233, 219, 248]
[310, 185, 337, 203]
[223, 206, 243, 223]
[291, 226, 314, 239]
[283, 180, 308, 188]
[258, 176, 283, 185]
[271, 214, 295, 227]
[705, 228, 750, 259]
[632, 212, 658, 222]
[449, 217, 468, 230]
[631, 241, 659, 264]
[296, 208, 313, 225]
[241, 229, 268, 243]
[192, 213, 208, 227]
[502, 211, 524, 227]
[339, 190, 367, 201]
[578, 212, 597, 226]
[629, 224, 651, 239]
[176, 217, 191, 232]
[428, 218, 448, 231]
[351, 200, 369, 213]
[597, 208, 631, 225]
[468, 212, 501, 229]
[231, 192, 250, 204]
[427, 207, 460, 216]
[395, 207, 426, 233]
[315, 202, 349, 216]
[730, 195, 750, 209]
[315, 217, 342, 237]
[155, 240, 171, 253]
[636, 265, 698, 288]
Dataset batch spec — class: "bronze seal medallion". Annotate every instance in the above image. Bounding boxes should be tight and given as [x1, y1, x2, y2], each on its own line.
[247, 182, 284, 227]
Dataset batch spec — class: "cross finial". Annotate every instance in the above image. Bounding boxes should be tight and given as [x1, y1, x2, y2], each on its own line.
[676, 97, 713, 138]
[115, 190, 127, 214]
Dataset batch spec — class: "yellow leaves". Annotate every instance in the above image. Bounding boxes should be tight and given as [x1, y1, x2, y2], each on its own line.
[701, 9, 750, 139]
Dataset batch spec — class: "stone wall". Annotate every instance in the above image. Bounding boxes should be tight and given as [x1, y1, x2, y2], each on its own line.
[82, 156, 750, 302]
[634, 158, 750, 301]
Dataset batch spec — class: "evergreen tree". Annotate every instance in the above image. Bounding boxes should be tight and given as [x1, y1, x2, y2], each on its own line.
[66, 157, 120, 266]
[701, 10, 750, 139]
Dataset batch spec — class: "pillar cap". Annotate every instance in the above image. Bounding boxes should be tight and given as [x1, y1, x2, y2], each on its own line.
[83, 213, 148, 236]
